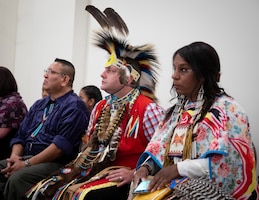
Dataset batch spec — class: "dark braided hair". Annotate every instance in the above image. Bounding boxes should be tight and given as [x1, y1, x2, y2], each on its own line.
[165, 42, 229, 122]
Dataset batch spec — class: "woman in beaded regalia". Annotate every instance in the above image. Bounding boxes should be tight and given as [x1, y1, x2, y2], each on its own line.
[131, 41, 259, 200]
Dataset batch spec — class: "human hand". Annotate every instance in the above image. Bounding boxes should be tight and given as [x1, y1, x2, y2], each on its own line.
[148, 164, 178, 192]
[0, 161, 12, 178]
[131, 166, 149, 190]
[1, 155, 24, 178]
[106, 168, 134, 187]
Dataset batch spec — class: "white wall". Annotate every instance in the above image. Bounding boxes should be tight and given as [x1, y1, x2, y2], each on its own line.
[0, 0, 18, 71]
[1, 0, 258, 172]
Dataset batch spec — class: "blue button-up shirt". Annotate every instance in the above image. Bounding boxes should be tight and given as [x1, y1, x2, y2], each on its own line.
[10, 90, 89, 165]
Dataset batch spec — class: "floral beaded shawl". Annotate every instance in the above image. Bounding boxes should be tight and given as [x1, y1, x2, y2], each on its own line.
[136, 95, 259, 199]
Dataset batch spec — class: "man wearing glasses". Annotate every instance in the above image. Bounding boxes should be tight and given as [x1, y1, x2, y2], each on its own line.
[0, 58, 90, 200]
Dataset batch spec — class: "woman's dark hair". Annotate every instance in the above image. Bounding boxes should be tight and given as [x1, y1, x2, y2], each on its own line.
[81, 85, 103, 104]
[166, 42, 228, 121]
[173, 41, 224, 98]
[0, 66, 18, 97]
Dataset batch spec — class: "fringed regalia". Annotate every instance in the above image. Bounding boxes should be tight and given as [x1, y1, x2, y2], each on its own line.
[136, 93, 259, 199]
[26, 4, 163, 200]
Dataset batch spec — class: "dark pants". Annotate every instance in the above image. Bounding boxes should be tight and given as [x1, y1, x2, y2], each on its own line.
[84, 184, 130, 200]
[0, 157, 62, 200]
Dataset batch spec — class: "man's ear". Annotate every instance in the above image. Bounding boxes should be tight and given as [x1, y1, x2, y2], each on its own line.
[61, 75, 70, 86]
[127, 75, 134, 85]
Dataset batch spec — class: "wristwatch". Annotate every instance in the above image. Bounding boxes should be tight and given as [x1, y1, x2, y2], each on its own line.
[24, 159, 31, 167]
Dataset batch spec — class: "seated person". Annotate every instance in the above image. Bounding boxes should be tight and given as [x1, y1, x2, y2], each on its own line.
[41, 84, 48, 98]
[79, 85, 102, 113]
[25, 27, 164, 200]
[0, 66, 27, 160]
[132, 42, 259, 200]
[79, 85, 103, 150]
[0, 58, 90, 200]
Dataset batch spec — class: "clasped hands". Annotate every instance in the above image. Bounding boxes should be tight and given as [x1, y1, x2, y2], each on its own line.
[1, 154, 26, 178]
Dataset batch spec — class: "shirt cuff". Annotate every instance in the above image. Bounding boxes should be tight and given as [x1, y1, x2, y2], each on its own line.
[177, 158, 209, 178]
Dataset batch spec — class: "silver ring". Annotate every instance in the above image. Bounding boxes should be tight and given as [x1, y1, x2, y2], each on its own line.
[119, 176, 123, 181]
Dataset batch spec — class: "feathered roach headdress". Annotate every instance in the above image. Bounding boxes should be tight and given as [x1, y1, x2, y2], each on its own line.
[85, 5, 159, 100]
[24, 7, 159, 200]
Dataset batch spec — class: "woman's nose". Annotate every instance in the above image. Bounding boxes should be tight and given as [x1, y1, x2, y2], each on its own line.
[171, 71, 179, 80]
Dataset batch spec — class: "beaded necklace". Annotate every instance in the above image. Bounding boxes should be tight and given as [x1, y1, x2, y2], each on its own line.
[164, 86, 204, 167]
[29, 102, 55, 151]
[76, 88, 140, 169]
[96, 88, 140, 143]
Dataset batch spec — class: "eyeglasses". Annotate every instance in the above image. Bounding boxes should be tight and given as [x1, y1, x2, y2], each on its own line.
[44, 69, 65, 76]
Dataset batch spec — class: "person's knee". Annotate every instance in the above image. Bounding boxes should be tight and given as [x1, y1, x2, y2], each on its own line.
[7, 169, 26, 186]
[0, 159, 7, 169]
[8, 173, 20, 185]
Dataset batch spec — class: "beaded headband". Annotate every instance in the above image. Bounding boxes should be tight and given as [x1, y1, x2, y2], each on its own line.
[105, 53, 140, 82]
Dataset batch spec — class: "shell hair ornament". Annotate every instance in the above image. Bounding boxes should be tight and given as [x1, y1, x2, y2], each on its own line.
[85, 5, 160, 100]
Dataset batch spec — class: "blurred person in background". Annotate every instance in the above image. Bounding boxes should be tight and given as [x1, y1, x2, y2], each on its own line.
[79, 85, 102, 113]
[0, 66, 27, 160]
[41, 84, 48, 98]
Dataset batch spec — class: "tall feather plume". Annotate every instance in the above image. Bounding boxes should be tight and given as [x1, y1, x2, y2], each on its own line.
[86, 5, 160, 100]
[93, 31, 159, 99]
[103, 7, 129, 37]
[85, 5, 111, 31]
[85, 5, 129, 38]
